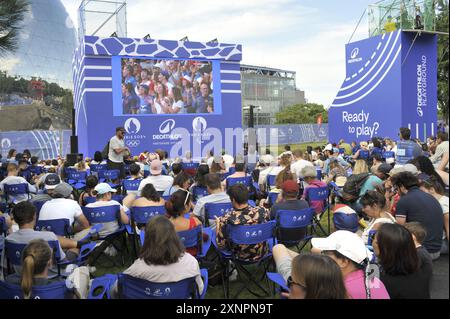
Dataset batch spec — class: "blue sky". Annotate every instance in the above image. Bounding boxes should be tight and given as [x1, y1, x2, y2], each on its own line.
[62, 0, 376, 107]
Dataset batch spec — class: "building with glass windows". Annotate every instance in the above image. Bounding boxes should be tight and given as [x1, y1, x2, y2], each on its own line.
[241, 64, 306, 125]
[0, 0, 76, 131]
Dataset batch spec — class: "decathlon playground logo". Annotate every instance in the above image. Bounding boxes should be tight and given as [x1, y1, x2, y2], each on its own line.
[348, 47, 362, 64]
[416, 55, 427, 117]
[159, 119, 176, 134]
[153, 119, 181, 142]
[124, 118, 146, 148]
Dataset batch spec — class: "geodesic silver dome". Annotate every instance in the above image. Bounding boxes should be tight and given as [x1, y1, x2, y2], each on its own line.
[0, 0, 77, 89]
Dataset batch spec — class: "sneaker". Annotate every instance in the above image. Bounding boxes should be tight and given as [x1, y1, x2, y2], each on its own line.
[104, 246, 118, 257]
[229, 269, 238, 281]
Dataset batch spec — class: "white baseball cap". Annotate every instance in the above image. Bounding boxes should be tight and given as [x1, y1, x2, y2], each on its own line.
[324, 144, 333, 151]
[311, 230, 373, 264]
[94, 183, 117, 195]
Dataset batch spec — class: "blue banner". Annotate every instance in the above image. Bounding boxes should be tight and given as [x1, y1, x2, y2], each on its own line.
[253, 124, 328, 145]
[328, 30, 437, 143]
[0, 130, 71, 160]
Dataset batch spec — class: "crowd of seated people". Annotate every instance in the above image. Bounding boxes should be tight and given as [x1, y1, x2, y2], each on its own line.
[0, 127, 448, 299]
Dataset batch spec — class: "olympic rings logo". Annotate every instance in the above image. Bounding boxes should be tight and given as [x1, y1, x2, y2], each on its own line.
[126, 140, 140, 147]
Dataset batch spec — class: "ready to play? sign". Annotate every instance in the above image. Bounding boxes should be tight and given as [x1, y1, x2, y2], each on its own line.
[342, 110, 380, 139]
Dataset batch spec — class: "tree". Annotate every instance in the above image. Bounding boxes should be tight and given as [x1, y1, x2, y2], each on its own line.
[436, 0, 449, 123]
[275, 103, 329, 124]
[0, 0, 29, 56]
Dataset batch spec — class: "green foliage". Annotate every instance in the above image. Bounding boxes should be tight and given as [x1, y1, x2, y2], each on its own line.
[436, 0, 449, 123]
[275, 103, 328, 124]
[0, 0, 29, 56]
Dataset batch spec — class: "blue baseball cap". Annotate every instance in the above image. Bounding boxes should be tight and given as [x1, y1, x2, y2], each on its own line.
[333, 204, 359, 233]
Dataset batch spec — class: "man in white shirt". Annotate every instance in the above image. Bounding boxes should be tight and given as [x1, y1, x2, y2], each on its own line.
[291, 149, 314, 181]
[108, 127, 130, 178]
[38, 183, 90, 238]
[430, 132, 449, 167]
[138, 160, 174, 194]
[0, 163, 36, 204]
[193, 173, 231, 223]
[222, 151, 234, 172]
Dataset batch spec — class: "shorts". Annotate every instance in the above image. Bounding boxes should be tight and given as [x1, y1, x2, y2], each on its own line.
[276, 256, 293, 282]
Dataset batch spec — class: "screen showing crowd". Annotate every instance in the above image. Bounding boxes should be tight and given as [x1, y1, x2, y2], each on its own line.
[121, 58, 215, 115]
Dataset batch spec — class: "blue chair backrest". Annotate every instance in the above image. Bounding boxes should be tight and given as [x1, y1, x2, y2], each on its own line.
[368, 229, 377, 246]
[84, 196, 96, 204]
[67, 171, 87, 181]
[123, 179, 142, 192]
[0, 279, 71, 299]
[276, 208, 315, 229]
[130, 206, 165, 224]
[112, 194, 124, 204]
[29, 166, 44, 176]
[4, 240, 61, 267]
[90, 164, 108, 173]
[339, 148, 346, 155]
[177, 225, 202, 250]
[226, 176, 252, 190]
[226, 220, 276, 246]
[267, 174, 277, 187]
[4, 183, 29, 196]
[144, 170, 150, 178]
[315, 167, 322, 180]
[35, 219, 72, 237]
[118, 273, 198, 299]
[0, 216, 8, 236]
[19, 169, 32, 181]
[99, 169, 120, 181]
[306, 186, 329, 202]
[359, 150, 370, 159]
[192, 186, 209, 199]
[182, 162, 199, 170]
[382, 151, 395, 159]
[204, 202, 233, 220]
[82, 205, 121, 224]
[267, 192, 279, 206]
[32, 200, 47, 218]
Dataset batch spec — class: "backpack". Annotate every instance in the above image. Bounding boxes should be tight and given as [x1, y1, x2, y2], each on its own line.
[342, 173, 370, 199]
[102, 141, 110, 160]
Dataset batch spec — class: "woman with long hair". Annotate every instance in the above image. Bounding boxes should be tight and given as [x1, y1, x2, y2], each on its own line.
[111, 215, 203, 298]
[373, 223, 432, 299]
[78, 175, 99, 206]
[152, 82, 167, 114]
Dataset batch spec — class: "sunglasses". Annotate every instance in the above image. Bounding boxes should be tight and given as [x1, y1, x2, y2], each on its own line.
[287, 276, 306, 290]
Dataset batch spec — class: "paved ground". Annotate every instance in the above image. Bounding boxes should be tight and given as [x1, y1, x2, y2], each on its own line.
[431, 254, 449, 299]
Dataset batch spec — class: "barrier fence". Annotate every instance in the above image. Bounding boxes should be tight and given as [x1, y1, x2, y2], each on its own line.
[0, 124, 328, 159]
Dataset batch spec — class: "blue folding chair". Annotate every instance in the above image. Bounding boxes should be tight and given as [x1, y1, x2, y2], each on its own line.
[3, 183, 31, 203]
[267, 192, 279, 207]
[275, 208, 315, 251]
[112, 194, 124, 204]
[90, 164, 108, 175]
[191, 185, 209, 201]
[315, 167, 322, 180]
[213, 220, 276, 298]
[0, 215, 7, 237]
[266, 272, 289, 297]
[35, 218, 73, 237]
[66, 171, 87, 190]
[116, 269, 208, 299]
[29, 166, 44, 176]
[358, 150, 370, 160]
[122, 179, 142, 194]
[266, 174, 277, 190]
[98, 169, 120, 187]
[87, 273, 118, 299]
[204, 202, 233, 226]
[382, 151, 395, 160]
[0, 279, 73, 299]
[82, 205, 127, 266]
[130, 206, 165, 228]
[177, 225, 212, 259]
[339, 148, 346, 155]
[304, 186, 330, 235]
[19, 169, 32, 183]
[3, 239, 63, 278]
[32, 200, 47, 220]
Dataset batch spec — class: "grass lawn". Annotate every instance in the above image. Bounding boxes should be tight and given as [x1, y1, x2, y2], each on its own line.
[92, 209, 334, 299]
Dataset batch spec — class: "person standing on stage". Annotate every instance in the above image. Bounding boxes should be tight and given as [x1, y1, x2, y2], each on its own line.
[108, 127, 130, 178]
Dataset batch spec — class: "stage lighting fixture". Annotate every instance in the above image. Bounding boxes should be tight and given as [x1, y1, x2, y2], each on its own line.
[110, 32, 118, 37]
[144, 34, 151, 40]
[180, 36, 189, 42]
[207, 38, 218, 44]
